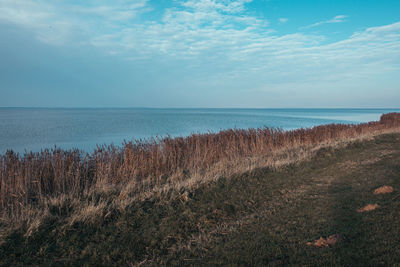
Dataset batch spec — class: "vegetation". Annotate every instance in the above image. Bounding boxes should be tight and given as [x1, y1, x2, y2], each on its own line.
[1, 113, 400, 220]
[0, 113, 400, 265]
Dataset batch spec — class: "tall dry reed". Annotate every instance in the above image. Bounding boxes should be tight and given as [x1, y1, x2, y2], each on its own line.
[1, 113, 400, 220]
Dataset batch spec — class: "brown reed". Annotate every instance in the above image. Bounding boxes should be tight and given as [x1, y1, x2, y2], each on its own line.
[1, 112, 400, 221]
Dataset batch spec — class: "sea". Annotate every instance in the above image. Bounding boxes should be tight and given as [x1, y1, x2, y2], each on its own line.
[1, 108, 399, 154]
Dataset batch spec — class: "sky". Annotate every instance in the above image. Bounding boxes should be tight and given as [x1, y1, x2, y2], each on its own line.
[0, 0, 399, 108]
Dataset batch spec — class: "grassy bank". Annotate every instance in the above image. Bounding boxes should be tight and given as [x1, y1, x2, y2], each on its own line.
[1, 113, 400, 222]
[1, 132, 400, 265]
[1, 114, 400, 265]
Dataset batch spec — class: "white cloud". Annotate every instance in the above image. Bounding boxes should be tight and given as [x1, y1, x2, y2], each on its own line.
[0, 0, 150, 44]
[181, 0, 252, 14]
[70, 0, 150, 22]
[279, 18, 288, 24]
[0, 0, 399, 99]
[302, 15, 347, 29]
[0, 0, 72, 44]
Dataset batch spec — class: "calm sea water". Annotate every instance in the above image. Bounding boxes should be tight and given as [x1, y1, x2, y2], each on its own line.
[1, 108, 399, 154]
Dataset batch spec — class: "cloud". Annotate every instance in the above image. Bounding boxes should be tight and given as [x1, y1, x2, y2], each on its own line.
[0, 0, 399, 107]
[0, 0, 72, 44]
[70, 0, 150, 22]
[279, 18, 288, 24]
[0, 0, 150, 45]
[181, 0, 252, 13]
[302, 15, 347, 29]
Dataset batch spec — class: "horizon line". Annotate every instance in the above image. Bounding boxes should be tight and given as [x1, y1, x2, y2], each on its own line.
[0, 106, 400, 109]
[1, 106, 400, 110]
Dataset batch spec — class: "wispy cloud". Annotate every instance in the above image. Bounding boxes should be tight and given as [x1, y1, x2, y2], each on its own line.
[279, 18, 288, 24]
[0, 0, 150, 45]
[0, 0, 399, 107]
[70, 1, 150, 22]
[302, 15, 347, 29]
[181, 0, 252, 13]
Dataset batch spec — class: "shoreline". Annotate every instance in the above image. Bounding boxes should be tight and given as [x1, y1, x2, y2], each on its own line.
[2, 108, 400, 155]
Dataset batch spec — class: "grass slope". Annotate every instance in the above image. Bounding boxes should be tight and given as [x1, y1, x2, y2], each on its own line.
[1, 133, 400, 266]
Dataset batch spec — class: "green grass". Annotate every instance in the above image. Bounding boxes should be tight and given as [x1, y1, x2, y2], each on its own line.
[1, 133, 400, 266]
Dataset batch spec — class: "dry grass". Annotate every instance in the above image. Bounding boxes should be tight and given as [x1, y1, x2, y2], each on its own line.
[307, 234, 345, 248]
[1, 113, 400, 228]
[357, 204, 380, 213]
[373, 185, 394, 195]
[2, 131, 400, 265]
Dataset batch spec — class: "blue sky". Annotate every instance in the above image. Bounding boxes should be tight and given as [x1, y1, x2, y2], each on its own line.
[0, 0, 399, 108]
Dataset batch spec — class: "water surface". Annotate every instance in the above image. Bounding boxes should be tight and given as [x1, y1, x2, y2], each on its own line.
[1, 108, 399, 154]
